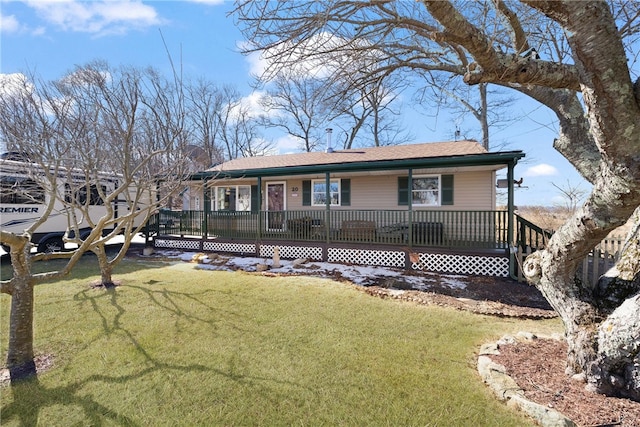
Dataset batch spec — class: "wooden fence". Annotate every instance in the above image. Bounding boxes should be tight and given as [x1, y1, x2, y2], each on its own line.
[517, 235, 626, 286]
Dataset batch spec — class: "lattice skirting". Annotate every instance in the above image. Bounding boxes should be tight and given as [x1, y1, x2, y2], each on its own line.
[202, 241, 256, 254]
[328, 248, 405, 268]
[260, 245, 323, 261]
[155, 238, 201, 251]
[154, 238, 510, 277]
[412, 252, 509, 277]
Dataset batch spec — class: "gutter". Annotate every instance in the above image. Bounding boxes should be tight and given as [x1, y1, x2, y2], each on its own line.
[190, 151, 526, 180]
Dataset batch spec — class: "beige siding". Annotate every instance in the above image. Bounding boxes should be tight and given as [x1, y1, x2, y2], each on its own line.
[301, 171, 497, 211]
[452, 171, 496, 210]
[186, 170, 497, 212]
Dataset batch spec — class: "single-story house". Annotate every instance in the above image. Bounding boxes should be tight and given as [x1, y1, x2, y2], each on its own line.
[153, 140, 527, 278]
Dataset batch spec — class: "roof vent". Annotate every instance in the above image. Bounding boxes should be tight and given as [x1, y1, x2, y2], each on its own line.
[325, 128, 334, 153]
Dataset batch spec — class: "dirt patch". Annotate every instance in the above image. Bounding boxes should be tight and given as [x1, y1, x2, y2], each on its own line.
[0, 353, 55, 387]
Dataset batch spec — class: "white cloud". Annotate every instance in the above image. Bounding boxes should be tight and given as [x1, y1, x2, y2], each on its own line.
[0, 13, 20, 33]
[524, 163, 558, 177]
[239, 91, 268, 118]
[245, 49, 268, 78]
[245, 31, 366, 82]
[22, 0, 163, 35]
[0, 73, 34, 98]
[274, 134, 303, 154]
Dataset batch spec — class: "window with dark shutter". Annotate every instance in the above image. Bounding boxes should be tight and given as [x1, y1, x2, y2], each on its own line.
[340, 179, 351, 206]
[250, 185, 259, 212]
[441, 175, 454, 205]
[398, 177, 409, 206]
[302, 180, 311, 206]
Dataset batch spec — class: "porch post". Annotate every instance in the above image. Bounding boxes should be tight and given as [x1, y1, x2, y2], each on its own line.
[507, 161, 515, 246]
[257, 176, 262, 241]
[408, 168, 413, 247]
[507, 160, 516, 279]
[325, 172, 331, 244]
[203, 179, 210, 239]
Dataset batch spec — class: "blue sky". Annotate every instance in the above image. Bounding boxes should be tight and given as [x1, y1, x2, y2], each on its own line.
[2, 0, 630, 206]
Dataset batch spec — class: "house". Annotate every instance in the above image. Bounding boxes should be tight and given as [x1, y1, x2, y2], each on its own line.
[153, 140, 526, 278]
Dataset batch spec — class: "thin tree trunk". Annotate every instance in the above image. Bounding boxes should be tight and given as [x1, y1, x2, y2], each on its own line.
[93, 244, 115, 287]
[479, 83, 489, 150]
[7, 242, 37, 382]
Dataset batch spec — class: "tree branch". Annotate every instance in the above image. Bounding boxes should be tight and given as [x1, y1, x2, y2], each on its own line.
[423, 0, 581, 91]
[0, 280, 14, 295]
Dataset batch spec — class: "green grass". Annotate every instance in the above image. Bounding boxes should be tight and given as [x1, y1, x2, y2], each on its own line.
[1, 256, 561, 426]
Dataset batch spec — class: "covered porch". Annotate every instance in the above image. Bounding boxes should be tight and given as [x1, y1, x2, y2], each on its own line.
[150, 208, 516, 278]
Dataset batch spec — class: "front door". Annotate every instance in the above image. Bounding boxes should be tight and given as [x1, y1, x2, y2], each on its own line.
[266, 182, 286, 230]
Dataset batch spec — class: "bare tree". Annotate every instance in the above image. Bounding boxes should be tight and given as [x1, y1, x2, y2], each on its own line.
[416, 74, 517, 149]
[259, 73, 331, 152]
[552, 179, 588, 214]
[0, 62, 191, 382]
[215, 85, 272, 159]
[234, 0, 640, 400]
[185, 78, 227, 169]
[329, 72, 413, 149]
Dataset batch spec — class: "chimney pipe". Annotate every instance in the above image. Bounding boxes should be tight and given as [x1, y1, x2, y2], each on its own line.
[325, 128, 334, 153]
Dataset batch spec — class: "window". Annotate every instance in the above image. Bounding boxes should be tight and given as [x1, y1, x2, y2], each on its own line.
[65, 183, 106, 206]
[312, 179, 340, 206]
[212, 185, 251, 211]
[302, 179, 350, 206]
[412, 176, 440, 206]
[398, 175, 454, 206]
[0, 176, 45, 204]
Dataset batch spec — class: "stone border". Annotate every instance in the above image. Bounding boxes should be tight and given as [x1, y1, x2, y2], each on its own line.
[477, 332, 576, 427]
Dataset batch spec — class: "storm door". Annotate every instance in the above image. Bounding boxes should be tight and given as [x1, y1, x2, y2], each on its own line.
[266, 182, 286, 230]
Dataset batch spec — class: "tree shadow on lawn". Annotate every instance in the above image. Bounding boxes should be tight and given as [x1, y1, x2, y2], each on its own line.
[2, 282, 305, 426]
[0, 244, 162, 283]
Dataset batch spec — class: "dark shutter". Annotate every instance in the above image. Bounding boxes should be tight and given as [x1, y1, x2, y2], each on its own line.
[302, 180, 311, 206]
[250, 185, 259, 212]
[398, 177, 409, 206]
[441, 175, 454, 205]
[340, 179, 351, 206]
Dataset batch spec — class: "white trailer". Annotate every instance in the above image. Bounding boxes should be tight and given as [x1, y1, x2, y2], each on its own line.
[0, 158, 149, 253]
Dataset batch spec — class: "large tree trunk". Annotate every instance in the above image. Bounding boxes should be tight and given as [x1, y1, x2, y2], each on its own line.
[525, 205, 640, 401]
[590, 212, 640, 399]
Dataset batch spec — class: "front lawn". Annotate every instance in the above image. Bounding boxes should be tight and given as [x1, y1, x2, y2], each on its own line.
[1, 256, 560, 426]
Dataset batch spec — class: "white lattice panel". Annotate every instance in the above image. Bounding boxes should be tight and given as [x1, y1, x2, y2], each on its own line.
[155, 239, 200, 250]
[328, 248, 405, 267]
[260, 245, 323, 261]
[202, 241, 256, 254]
[412, 253, 509, 277]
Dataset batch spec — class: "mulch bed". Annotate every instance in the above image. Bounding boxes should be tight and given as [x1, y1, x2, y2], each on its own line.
[491, 339, 640, 427]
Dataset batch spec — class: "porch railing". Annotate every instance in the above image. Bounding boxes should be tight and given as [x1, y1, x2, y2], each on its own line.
[515, 214, 553, 252]
[155, 209, 509, 250]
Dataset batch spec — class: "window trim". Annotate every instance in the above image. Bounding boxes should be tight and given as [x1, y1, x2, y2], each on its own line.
[411, 174, 441, 207]
[211, 185, 252, 211]
[311, 179, 341, 206]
